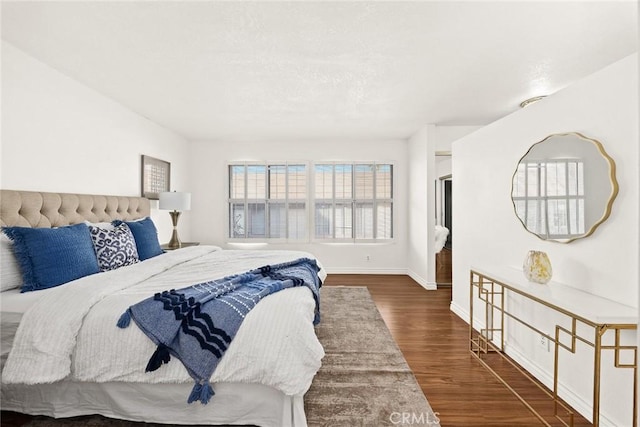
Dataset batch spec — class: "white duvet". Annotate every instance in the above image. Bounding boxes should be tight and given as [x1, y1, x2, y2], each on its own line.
[2, 246, 325, 397]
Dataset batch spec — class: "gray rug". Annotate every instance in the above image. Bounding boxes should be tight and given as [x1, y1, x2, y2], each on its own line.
[304, 286, 440, 427]
[18, 286, 439, 427]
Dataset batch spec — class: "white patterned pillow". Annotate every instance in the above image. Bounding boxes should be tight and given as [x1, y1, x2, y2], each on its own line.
[88, 223, 140, 272]
[84, 220, 115, 230]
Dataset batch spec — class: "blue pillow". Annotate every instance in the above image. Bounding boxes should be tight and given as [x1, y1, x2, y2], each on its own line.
[113, 217, 163, 261]
[2, 223, 100, 292]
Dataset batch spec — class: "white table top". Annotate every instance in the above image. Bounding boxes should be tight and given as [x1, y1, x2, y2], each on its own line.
[471, 265, 638, 325]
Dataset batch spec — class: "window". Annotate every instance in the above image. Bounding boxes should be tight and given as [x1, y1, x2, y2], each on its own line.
[314, 163, 393, 241]
[512, 160, 585, 239]
[228, 161, 394, 242]
[228, 163, 307, 240]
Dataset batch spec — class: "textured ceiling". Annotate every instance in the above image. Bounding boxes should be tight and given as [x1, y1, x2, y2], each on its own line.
[1, 1, 637, 142]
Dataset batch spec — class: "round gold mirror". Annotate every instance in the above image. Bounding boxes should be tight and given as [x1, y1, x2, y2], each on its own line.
[511, 132, 618, 243]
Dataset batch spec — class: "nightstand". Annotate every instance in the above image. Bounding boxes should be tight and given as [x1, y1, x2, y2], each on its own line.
[161, 242, 200, 251]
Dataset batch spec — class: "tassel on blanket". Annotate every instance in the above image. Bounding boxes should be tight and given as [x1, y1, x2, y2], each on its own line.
[116, 310, 131, 329]
[187, 380, 214, 404]
[145, 343, 171, 372]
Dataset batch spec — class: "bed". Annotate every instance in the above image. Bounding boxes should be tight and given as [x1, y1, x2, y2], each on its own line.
[0, 189, 325, 426]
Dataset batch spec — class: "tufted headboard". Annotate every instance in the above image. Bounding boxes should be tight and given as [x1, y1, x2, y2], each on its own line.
[0, 190, 150, 228]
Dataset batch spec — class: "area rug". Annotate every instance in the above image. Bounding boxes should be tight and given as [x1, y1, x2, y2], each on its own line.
[304, 286, 440, 427]
[17, 286, 439, 427]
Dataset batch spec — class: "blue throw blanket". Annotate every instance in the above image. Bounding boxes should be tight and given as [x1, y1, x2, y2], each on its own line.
[117, 257, 321, 404]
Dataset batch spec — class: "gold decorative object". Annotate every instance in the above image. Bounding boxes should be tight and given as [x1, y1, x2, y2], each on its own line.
[523, 250, 552, 284]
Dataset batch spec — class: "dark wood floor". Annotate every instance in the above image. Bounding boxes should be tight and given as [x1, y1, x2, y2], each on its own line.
[323, 274, 592, 427]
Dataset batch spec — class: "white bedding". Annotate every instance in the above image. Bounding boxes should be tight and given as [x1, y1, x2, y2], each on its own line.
[1, 287, 58, 371]
[2, 381, 306, 427]
[2, 246, 325, 398]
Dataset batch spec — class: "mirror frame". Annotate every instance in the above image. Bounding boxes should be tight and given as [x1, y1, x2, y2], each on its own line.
[511, 132, 619, 243]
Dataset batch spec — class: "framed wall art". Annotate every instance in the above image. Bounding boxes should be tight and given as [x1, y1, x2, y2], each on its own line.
[141, 155, 170, 200]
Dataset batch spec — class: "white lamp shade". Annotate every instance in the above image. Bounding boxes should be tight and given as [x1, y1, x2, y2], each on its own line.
[159, 192, 191, 211]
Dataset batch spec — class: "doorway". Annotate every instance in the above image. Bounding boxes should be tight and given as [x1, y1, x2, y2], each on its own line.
[436, 176, 452, 286]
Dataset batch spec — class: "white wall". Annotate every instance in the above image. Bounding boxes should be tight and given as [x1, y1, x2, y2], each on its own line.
[433, 126, 481, 227]
[1, 41, 192, 241]
[189, 139, 408, 274]
[407, 126, 436, 288]
[434, 125, 481, 180]
[452, 54, 638, 426]
[407, 125, 481, 288]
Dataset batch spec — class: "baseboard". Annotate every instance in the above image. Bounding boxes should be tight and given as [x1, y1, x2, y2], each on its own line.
[504, 345, 618, 427]
[449, 301, 469, 322]
[406, 270, 437, 290]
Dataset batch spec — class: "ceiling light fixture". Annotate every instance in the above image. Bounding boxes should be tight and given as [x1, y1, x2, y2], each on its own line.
[519, 95, 547, 108]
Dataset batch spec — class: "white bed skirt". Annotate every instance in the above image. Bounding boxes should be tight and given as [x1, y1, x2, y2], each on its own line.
[1, 381, 307, 427]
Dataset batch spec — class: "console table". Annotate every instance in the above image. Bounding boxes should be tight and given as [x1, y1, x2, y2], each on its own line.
[469, 266, 637, 427]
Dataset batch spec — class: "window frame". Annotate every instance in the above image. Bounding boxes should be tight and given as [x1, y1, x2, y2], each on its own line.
[312, 162, 395, 243]
[512, 159, 586, 240]
[226, 161, 310, 243]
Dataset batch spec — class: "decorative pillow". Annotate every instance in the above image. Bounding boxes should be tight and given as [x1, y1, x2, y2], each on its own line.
[2, 223, 100, 292]
[0, 234, 23, 291]
[88, 222, 140, 272]
[84, 220, 115, 230]
[113, 217, 163, 261]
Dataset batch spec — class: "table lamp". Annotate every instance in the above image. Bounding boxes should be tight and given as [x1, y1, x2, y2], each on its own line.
[159, 191, 191, 249]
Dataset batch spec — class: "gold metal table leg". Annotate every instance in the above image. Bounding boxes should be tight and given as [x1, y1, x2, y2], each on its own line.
[593, 327, 603, 427]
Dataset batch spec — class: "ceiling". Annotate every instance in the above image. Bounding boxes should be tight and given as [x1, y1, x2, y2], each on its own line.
[1, 1, 637, 142]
